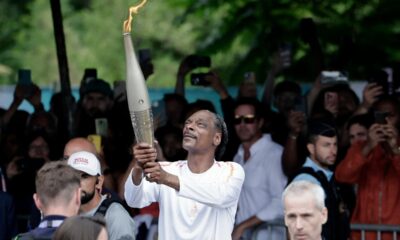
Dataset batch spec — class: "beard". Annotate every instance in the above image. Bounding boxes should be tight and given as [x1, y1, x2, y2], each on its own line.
[81, 189, 96, 204]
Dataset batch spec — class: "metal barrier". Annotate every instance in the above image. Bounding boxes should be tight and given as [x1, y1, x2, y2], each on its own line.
[250, 221, 400, 240]
[351, 224, 400, 240]
[251, 219, 287, 240]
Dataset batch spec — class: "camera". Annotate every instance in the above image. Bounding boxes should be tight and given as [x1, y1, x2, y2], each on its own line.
[186, 55, 211, 69]
[18, 69, 35, 98]
[320, 71, 348, 85]
[190, 73, 212, 86]
[374, 111, 390, 124]
[18, 69, 32, 86]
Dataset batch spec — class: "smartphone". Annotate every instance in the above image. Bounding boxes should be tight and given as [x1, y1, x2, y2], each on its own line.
[383, 67, 393, 95]
[87, 134, 101, 153]
[95, 118, 108, 137]
[320, 71, 348, 85]
[139, 49, 152, 63]
[187, 55, 211, 69]
[279, 43, 292, 68]
[374, 111, 389, 124]
[18, 69, 32, 86]
[190, 73, 212, 86]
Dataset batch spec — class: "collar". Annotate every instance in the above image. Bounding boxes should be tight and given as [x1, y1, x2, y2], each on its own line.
[38, 215, 66, 228]
[304, 157, 333, 180]
[237, 134, 271, 158]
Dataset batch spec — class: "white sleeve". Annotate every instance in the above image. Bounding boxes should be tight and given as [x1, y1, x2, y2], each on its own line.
[178, 162, 245, 208]
[124, 169, 160, 208]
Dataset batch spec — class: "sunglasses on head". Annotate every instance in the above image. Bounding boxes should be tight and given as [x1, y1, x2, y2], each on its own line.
[234, 115, 257, 125]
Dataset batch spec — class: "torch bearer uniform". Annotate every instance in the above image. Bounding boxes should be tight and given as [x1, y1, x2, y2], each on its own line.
[124, 160, 245, 240]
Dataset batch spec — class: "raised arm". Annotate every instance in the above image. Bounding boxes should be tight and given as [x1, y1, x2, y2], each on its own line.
[261, 52, 286, 108]
[175, 56, 194, 97]
[124, 143, 160, 207]
[282, 111, 306, 176]
[1, 84, 25, 128]
[336, 124, 385, 183]
[352, 83, 382, 116]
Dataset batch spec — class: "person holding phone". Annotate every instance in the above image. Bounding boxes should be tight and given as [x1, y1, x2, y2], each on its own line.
[336, 96, 400, 240]
[74, 78, 114, 137]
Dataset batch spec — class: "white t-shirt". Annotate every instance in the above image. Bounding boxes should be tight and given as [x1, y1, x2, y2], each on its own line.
[124, 160, 245, 240]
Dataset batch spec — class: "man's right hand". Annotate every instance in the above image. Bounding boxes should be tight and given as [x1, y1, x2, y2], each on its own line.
[207, 71, 229, 99]
[361, 83, 383, 109]
[132, 142, 157, 169]
[288, 110, 306, 138]
[131, 143, 157, 185]
[363, 123, 387, 156]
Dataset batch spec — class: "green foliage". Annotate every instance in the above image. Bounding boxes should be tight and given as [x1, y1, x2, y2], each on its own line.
[0, 0, 205, 87]
[176, 0, 400, 83]
[1, 0, 400, 87]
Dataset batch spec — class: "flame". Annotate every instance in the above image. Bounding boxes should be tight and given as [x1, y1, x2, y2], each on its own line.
[123, 0, 148, 33]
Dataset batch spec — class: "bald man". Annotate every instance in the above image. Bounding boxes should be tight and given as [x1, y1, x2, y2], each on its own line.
[63, 137, 97, 160]
[63, 137, 118, 194]
[64, 139, 136, 240]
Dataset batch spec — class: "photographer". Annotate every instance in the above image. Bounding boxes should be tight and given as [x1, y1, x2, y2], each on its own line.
[336, 96, 400, 240]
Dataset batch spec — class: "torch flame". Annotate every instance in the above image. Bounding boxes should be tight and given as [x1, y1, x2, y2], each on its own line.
[123, 0, 148, 33]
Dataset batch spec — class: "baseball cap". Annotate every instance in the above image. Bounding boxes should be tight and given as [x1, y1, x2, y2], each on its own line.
[67, 151, 101, 176]
[82, 79, 113, 98]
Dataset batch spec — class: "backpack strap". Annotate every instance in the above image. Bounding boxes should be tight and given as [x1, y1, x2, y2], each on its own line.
[95, 194, 121, 217]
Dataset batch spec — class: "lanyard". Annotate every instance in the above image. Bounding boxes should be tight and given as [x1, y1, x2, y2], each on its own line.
[38, 219, 64, 228]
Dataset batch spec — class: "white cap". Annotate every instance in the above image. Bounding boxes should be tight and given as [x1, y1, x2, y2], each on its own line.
[67, 151, 101, 176]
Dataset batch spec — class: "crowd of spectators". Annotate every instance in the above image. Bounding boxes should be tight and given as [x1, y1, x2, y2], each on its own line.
[1, 17, 400, 240]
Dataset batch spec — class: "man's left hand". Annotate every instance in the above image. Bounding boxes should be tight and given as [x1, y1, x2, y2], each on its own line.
[231, 224, 245, 240]
[143, 161, 168, 184]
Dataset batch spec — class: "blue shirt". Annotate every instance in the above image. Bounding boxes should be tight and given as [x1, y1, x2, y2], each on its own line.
[292, 157, 333, 186]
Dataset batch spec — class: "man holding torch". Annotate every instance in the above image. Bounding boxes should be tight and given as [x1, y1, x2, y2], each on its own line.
[124, 110, 245, 240]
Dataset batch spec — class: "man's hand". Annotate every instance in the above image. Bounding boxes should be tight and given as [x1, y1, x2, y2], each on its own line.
[177, 56, 194, 78]
[142, 161, 169, 184]
[207, 71, 229, 99]
[133, 143, 157, 168]
[288, 110, 306, 138]
[231, 224, 246, 240]
[131, 143, 157, 185]
[13, 84, 26, 103]
[363, 124, 387, 156]
[26, 84, 43, 110]
[381, 123, 399, 152]
[361, 83, 383, 109]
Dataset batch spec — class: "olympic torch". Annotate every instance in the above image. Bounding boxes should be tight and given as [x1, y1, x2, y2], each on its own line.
[123, 0, 154, 145]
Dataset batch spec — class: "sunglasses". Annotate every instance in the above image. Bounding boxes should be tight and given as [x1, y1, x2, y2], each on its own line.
[234, 115, 257, 125]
